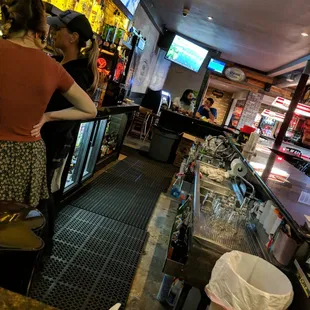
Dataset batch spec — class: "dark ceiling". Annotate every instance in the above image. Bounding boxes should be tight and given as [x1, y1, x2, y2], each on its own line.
[145, 0, 310, 73]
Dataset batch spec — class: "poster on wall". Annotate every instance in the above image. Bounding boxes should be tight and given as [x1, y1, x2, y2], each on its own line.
[229, 101, 245, 128]
[149, 49, 171, 91]
[131, 5, 160, 94]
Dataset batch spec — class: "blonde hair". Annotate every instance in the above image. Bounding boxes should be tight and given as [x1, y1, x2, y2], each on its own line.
[79, 37, 99, 95]
[0, 0, 46, 38]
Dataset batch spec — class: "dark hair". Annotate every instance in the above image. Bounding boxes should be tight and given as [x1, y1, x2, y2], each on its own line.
[66, 28, 99, 95]
[0, 0, 46, 38]
[180, 89, 194, 106]
[207, 97, 214, 105]
[78, 37, 99, 95]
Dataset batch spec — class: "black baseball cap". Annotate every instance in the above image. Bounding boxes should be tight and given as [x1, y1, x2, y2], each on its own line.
[47, 10, 93, 41]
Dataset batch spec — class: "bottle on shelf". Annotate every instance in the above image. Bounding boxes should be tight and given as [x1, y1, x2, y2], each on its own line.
[184, 162, 195, 183]
[171, 176, 182, 198]
[171, 225, 188, 262]
[178, 158, 187, 175]
[177, 195, 191, 216]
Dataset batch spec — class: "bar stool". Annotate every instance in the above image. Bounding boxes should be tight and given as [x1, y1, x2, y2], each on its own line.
[143, 113, 160, 142]
[0, 201, 45, 295]
[126, 106, 153, 139]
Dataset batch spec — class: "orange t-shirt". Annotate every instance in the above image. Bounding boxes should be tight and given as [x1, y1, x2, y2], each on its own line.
[0, 39, 74, 142]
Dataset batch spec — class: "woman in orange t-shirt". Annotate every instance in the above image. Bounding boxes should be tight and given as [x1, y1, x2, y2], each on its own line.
[0, 0, 97, 207]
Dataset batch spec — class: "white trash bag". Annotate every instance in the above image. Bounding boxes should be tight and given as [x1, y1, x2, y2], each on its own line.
[205, 251, 294, 310]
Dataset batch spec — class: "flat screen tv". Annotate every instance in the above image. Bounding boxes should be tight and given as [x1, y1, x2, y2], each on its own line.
[207, 58, 226, 74]
[120, 0, 140, 16]
[165, 35, 209, 72]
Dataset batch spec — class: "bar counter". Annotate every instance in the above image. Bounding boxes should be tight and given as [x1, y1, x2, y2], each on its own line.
[158, 110, 230, 138]
[229, 140, 310, 309]
[164, 134, 310, 309]
[0, 287, 56, 310]
[96, 102, 139, 118]
[245, 143, 310, 233]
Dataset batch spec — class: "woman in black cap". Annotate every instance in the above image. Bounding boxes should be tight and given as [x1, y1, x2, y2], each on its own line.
[0, 1, 97, 207]
[41, 10, 99, 245]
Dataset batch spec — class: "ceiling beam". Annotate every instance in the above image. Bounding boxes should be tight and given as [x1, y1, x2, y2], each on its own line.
[210, 74, 292, 99]
[210, 74, 258, 93]
[267, 55, 310, 77]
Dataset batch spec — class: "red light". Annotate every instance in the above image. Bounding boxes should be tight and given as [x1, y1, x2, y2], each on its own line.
[277, 157, 283, 161]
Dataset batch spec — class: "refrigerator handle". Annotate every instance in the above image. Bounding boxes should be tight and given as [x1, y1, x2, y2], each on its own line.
[90, 121, 100, 147]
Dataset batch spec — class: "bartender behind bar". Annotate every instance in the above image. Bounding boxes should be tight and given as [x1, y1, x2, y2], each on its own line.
[196, 97, 217, 123]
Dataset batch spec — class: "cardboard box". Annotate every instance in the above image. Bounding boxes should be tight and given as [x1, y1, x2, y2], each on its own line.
[174, 134, 204, 167]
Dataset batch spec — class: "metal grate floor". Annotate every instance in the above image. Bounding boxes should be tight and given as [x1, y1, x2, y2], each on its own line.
[71, 147, 177, 230]
[30, 147, 176, 310]
[30, 206, 148, 310]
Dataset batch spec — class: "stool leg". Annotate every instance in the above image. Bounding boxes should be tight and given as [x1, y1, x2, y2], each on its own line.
[144, 117, 153, 142]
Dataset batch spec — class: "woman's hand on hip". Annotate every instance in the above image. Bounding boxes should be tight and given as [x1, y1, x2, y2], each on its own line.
[31, 113, 51, 137]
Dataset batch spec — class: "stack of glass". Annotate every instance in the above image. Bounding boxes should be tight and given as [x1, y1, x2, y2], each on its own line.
[200, 190, 249, 243]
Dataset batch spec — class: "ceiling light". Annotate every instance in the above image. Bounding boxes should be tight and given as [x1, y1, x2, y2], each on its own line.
[208, 16, 213, 21]
[301, 32, 309, 37]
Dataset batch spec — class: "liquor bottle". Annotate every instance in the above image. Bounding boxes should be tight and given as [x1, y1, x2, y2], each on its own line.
[67, 0, 77, 10]
[171, 176, 182, 198]
[171, 225, 188, 262]
[177, 195, 191, 216]
[178, 158, 187, 175]
[184, 162, 195, 183]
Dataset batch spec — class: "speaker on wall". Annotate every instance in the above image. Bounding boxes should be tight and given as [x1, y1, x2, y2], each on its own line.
[158, 29, 175, 50]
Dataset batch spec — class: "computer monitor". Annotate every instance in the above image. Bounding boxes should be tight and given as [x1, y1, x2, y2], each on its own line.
[207, 58, 226, 74]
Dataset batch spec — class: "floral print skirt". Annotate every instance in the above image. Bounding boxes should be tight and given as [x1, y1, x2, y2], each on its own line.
[0, 140, 49, 207]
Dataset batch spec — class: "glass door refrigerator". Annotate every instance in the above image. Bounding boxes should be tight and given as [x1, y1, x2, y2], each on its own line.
[64, 121, 94, 193]
[97, 115, 124, 164]
[82, 119, 108, 181]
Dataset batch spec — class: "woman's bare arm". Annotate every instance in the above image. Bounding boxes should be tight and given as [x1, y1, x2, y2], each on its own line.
[31, 83, 97, 137]
[50, 83, 97, 120]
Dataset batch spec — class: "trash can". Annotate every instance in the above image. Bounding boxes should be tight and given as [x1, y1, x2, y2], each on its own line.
[149, 126, 180, 163]
[205, 251, 294, 310]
